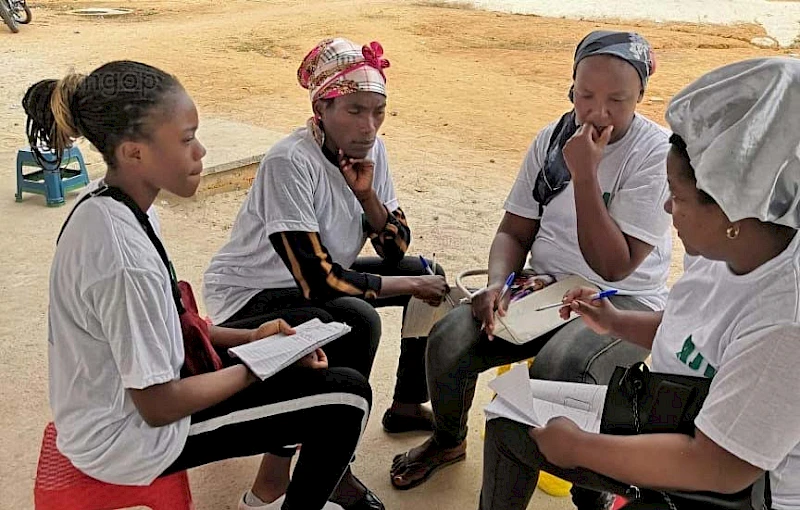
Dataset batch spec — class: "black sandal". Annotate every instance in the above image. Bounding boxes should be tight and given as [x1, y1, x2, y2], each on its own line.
[381, 408, 434, 433]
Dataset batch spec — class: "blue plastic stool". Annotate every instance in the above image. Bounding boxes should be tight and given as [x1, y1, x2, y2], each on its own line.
[16, 146, 90, 207]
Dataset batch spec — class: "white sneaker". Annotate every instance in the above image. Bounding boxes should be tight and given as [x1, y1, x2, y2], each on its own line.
[238, 492, 284, 510]
[238, 492, 344, 510]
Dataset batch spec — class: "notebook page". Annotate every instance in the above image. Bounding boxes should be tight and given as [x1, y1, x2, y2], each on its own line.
[229, 319, 351, 380]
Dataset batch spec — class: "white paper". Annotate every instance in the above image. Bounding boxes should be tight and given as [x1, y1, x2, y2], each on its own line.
[485, 364, 607, 433]
[229, 318, 351, 380]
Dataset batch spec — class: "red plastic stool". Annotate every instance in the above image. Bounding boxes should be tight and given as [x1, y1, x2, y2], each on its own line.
[611, 495, 629, 509]
[34, 422, 194, 510]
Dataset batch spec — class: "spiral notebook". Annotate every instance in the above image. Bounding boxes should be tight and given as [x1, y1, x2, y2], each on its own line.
[493, 275, 599, 345]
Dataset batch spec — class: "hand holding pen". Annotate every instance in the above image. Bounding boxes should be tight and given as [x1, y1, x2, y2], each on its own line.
[471, 271, 515, 340]
[556, 287, 620, 336]
[418, 255, 454, 306]
[536, 289, 618, 311]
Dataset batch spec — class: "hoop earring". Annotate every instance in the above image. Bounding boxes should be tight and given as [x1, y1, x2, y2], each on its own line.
[726, 225, 740, 240]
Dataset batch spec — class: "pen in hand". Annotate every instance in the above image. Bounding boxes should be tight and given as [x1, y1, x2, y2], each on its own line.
[419, 255, 456, 307]
[496, 272, 516, 310]
[535, 289, 618, 311]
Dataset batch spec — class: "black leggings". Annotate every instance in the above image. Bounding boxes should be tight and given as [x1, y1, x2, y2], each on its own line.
[161, 365, 371, 510]
[159, 307, 372, 510]
[222, 255, 444, 404]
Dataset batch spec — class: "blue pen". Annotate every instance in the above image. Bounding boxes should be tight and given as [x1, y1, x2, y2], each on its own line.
[536, 288, 618, 311]
[419, 255, 456, 306]
[591, 289, 618, 301]
[419, 255, 433, 275]
[497, 272, 516, 303]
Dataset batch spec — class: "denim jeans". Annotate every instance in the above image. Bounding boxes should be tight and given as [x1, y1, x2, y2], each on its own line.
[426, 294, 651, 509]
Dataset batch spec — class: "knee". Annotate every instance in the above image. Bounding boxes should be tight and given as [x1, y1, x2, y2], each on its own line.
[529, 330, 605, 383]
[325, 367, 373, 407]
[486, 418, 539, 459]
[328, 297, 381, 342]
[426, 307, 479, 376]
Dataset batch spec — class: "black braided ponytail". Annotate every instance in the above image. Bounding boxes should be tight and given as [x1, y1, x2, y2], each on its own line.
[22, 61, 182, 169]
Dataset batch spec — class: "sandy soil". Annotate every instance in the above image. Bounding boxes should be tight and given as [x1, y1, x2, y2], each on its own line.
[0, 1, 789, 509]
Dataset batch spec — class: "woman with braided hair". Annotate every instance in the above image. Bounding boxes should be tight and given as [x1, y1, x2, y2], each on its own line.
[34, 60, 375, 510]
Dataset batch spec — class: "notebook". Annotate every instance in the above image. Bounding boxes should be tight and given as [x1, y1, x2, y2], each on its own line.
[485, 363, 607, 433]
[493, 274, 599, 345]
[401, 286, 470, 338]
[228, 318, 351, 380]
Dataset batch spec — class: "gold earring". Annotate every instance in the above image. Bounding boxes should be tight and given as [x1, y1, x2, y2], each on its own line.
[726, 225, 740, 240]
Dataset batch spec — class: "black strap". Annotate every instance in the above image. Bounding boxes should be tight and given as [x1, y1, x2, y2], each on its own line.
[56, 184, 185, 314]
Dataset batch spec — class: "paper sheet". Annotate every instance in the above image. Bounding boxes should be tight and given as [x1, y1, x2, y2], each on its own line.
[485, 364, 607, 433]
[229, 318, 351, 380]
[401, 287, 469, 338]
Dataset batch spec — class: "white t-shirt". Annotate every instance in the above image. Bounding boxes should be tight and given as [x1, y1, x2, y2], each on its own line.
[504, 113, 672, 310]
[203, 127, 400, 324]
[48, 184, 188, 485]
[651, 233, 800, 509]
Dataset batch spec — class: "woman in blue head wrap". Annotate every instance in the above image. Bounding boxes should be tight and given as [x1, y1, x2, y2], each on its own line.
[391, 31, 671, 509]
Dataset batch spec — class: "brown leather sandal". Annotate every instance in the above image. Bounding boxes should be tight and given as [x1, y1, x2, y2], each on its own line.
[389, 438, 467, 490]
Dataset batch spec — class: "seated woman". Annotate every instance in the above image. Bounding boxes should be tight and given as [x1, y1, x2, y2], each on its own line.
[37, 61, 373, 510]
[480, 57, 800, 510]
[391, 32, 672, 509]
[203, 38, 447, 437]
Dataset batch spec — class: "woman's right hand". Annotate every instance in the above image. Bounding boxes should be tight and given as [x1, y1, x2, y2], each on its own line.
[471, 282, 507, 339]
[559, 287, 619, 335]
[411, 275, 449, 306]
[296, 348, 328, 370]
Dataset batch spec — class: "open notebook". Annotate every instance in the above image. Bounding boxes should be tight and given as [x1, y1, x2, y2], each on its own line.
[493, 275, 599, 345]
[485, 363, 608, 433]
[229, 318, 351, 380]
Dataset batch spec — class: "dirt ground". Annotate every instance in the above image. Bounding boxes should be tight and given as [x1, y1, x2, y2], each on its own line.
[0, 1, 790, 509]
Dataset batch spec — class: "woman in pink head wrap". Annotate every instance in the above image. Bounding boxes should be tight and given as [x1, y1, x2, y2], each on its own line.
[204, 38, 449, 510]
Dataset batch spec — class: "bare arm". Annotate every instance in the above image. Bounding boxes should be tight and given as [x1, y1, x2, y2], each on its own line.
[129, 365, 256, 427]
[208, 325, 253, 349]
[561, 287, 662, 350]
[533, 421, 764, 494]
[573, 178, 654, 281]
[473, 212, 539, 337]
[564, 123, 654, 282]
[359, 190, 389, 233]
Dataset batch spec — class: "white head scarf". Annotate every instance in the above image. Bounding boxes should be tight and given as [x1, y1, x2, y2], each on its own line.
[666, 57, 800, 228]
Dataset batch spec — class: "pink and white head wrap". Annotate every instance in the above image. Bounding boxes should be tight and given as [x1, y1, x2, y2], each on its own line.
[297, 38, 390, 103]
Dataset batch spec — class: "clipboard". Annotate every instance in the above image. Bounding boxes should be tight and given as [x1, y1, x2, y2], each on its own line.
[454, 270, 598, 345]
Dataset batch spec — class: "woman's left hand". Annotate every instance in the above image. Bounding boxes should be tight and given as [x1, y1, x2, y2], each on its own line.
[338, 150, 376, 201]
[249, 319, 296, 343]
[529, 417, 585, 468]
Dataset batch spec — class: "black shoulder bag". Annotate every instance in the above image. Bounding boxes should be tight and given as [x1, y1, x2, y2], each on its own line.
[598, 362, 771, 510]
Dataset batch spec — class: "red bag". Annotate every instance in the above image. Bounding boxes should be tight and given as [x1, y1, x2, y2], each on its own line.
[177, 281, 223, 376]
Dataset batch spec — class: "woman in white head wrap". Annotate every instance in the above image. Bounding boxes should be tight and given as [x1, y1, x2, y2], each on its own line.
[479, 57, 800, 510]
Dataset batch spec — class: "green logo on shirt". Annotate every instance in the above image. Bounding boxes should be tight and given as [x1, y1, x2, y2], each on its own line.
[676, 335, 717, 378]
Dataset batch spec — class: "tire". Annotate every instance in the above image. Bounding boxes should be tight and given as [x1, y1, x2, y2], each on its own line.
[0, 1, 20, 33]
[14, 3, 31, 24]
